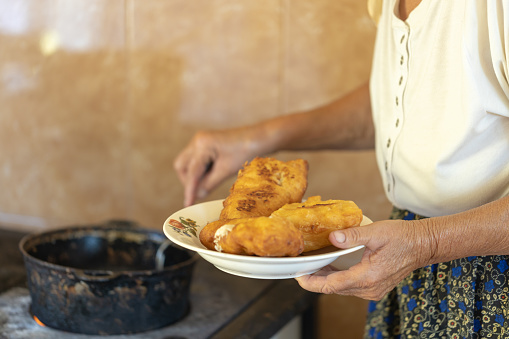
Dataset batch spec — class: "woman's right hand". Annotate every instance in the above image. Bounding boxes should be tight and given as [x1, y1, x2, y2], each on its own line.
[173, 128, 263, 207]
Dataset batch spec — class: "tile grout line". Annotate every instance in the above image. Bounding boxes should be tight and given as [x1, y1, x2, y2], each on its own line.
[278, 0, 284, 115]
[124, 0, 135, 219]
[279, 0, 291, 115]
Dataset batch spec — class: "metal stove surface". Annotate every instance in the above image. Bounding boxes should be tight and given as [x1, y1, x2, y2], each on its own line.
[0, 287, 189, 339]
[0, 228, 318, 339]
[0, 259, 275, 339]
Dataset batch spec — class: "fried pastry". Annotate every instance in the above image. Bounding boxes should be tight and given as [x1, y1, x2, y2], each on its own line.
[211, 216, 304, 257]
[198, 158, 362, 257]
[271, 196, 363, 252]
[219, 157, 308, 220]
[199, 219, 230, 251]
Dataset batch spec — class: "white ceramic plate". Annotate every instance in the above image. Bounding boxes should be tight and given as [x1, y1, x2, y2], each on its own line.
[163, 200, 372, 279]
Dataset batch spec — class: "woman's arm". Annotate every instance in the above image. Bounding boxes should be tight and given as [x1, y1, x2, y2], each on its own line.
[296, 195, 509, 300]
[424, 195, 509, 263]
[174, 81, 374, 206]
[255, 82, 375, 154]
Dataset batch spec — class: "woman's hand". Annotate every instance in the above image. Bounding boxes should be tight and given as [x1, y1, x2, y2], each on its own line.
[296, 197, 509, 300]
[173, 128, 264, 207]
[296, 219, 436, 300]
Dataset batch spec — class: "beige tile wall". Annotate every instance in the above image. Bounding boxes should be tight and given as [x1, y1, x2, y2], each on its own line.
[0, 0, 388, 232]
[0, 1, 388, 337]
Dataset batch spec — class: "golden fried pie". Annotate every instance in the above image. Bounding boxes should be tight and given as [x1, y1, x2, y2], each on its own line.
[198, 158, 362, 257]
[271, 196, 363, 252]
[219, 157, 308, 220]
[199, 219, 230, 251]
[202, 217, 304, 257]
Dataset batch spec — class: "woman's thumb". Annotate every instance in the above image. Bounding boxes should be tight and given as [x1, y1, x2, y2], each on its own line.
[329, 226, 365, 249]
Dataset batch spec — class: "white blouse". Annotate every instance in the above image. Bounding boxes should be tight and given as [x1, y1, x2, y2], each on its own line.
[369, 0, 509, 217]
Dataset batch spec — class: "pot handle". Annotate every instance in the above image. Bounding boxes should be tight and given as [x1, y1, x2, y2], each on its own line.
[73, 269, 121, 282]
[155, 240, 173, 270]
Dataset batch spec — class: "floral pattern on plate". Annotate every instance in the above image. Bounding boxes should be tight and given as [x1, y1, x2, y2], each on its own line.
[167, 217, 199, 238]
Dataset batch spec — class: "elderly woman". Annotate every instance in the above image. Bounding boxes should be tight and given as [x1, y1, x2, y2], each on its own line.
[174, 0, 509, 337]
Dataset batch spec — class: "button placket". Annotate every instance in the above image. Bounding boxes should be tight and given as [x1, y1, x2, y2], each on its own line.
[385, 26, 410, 198]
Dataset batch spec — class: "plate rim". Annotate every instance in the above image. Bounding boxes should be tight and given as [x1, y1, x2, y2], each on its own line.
[163, 199, 370, 263]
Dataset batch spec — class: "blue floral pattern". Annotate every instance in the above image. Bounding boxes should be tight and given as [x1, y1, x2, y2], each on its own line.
[365, 207, 509, 338]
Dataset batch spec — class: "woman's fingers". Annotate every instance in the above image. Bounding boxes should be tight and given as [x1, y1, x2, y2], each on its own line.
[296, 220, 427, 300]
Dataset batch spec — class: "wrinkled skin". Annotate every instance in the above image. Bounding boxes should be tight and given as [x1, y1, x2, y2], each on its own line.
[296, 219, 435, 301]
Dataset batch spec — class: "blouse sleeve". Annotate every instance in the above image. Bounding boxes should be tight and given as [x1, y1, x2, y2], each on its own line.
[487, 1, 509, 114]
[367, 0, 383, 25]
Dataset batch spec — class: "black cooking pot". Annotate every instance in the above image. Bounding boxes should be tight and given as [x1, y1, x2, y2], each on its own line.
[19, 220, 198, 335]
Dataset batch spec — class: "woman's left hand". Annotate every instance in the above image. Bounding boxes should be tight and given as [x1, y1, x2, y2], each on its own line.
[296, 219, 435, 300]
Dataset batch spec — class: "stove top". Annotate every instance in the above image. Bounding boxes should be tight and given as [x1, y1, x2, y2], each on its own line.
[0, 228, 318, 339]
[0, 287, 201, 339]
[0, 258, 271, 339]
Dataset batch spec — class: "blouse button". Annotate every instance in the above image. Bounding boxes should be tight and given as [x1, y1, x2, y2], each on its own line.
[400, 35, 405, 44]
[399, 76, 403, 85]
[387, 138, 391, 148]
[395, 96, 399, 106]
[400, 56, 404, 65]
[396, 118, 400, 127]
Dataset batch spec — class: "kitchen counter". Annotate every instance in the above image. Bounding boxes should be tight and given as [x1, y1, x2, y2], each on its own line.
[0, 228, 318, 339]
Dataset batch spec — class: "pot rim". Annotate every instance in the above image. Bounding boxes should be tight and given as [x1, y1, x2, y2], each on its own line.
[19, 224, 199, 276]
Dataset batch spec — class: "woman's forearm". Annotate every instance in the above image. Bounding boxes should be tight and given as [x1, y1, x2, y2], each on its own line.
[249, 82, 374, 155]
[420, 196, 509, 266]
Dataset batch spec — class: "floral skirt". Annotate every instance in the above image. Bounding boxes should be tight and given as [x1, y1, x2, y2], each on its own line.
[364, 208, 509, 338]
